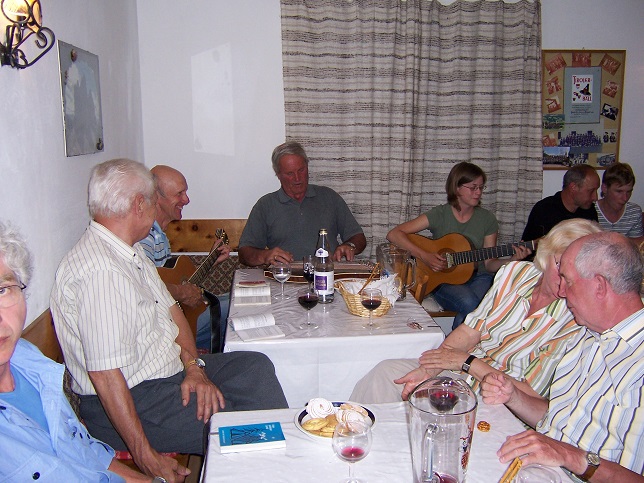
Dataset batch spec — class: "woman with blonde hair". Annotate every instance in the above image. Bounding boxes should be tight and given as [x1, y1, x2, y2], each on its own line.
[351, 218, 602, 404]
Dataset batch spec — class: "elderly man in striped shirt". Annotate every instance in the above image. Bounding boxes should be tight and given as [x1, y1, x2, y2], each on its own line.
[51, 159, 287, 482]
[482, 231, 643, 482]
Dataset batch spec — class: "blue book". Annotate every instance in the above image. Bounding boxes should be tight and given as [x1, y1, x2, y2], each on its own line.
[218, 422, 286, 453]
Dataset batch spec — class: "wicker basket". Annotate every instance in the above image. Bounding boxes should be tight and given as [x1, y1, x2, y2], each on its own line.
[335, 281, 391, 317]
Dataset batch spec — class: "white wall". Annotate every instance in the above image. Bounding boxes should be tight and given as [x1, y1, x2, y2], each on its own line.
[0, 0, 143, 323]
[541, 0, 644, 205]
[137, 0, 285, 218]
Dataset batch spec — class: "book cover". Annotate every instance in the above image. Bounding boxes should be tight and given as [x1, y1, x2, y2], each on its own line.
[218, 422, 286, 453]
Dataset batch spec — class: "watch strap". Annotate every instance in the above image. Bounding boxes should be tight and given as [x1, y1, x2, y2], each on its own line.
[576, 452, 600, 481]
[186, 358, 205, 369]
[461, 354, 476, 373]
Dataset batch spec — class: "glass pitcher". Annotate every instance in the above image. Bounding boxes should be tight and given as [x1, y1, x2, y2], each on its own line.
[375, 243, 416, 300]
[408, 377, 478, 483]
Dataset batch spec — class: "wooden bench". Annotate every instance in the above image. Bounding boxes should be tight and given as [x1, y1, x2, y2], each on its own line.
[21, 309, 194, 477]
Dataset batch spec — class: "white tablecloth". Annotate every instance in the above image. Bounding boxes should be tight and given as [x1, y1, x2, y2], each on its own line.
[202, 401, 570, 482]
[225, 274, 445, 407]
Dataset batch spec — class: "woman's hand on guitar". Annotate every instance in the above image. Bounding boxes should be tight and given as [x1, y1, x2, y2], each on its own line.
[418, 347, 470, 372]
[422, 252, 448, 272]
[510, 243, 532, 261]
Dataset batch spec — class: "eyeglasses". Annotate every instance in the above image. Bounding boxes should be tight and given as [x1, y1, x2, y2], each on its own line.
[0, 283, 27, 309]
[461, 184, 486, 192]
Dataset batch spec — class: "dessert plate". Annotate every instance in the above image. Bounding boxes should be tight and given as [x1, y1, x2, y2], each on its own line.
[294, 401, 375, 443]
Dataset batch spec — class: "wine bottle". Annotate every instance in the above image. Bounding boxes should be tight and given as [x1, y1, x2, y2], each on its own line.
[314, 228, 334, 303]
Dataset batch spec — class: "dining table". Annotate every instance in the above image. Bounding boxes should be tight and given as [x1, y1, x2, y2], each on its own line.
[224, 270, 445, 407]
[201, 399, 571, 482]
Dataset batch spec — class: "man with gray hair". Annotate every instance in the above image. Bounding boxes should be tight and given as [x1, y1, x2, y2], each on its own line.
[522, 164, 600, 242]
[481, 231, 643, 481]
[0, 221, 149, 482]
[51, 159, 287, 482]
[239, 141, 367, 266]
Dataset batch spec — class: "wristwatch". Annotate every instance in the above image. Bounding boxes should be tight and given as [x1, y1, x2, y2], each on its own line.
[461, 354, 476, 373]
[152, 477, 167, 483]
[344, 242, 357, 251]
[575, 452, 600, 481]
[186, 357, 206, 369]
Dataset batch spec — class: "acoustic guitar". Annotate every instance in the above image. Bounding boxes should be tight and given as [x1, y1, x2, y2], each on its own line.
[157, 233, 225, 335]
[407, 233, 536, 296]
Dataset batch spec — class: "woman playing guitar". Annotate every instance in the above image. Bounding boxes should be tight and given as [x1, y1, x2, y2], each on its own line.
[387, 162, 532, 329]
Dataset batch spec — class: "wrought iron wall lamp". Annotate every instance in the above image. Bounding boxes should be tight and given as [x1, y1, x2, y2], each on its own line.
[0, 0, 55, 69]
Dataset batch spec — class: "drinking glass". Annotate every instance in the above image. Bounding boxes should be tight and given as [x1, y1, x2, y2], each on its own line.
[360, 288, 382, 329]
[302, 255, 315, 290]
[332, 419, 372, 483]
[512, 464, 562, 483]
[271, 261, 291, 299]
[297, 286, 319, 330]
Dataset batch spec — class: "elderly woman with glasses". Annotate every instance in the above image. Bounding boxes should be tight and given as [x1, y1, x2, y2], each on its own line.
[351, 218, 603, 404]
[387, 162, 532, 329]
[0, 221, 152, 482]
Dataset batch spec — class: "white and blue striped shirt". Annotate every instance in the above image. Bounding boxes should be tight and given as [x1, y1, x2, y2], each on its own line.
[537, 308, 644, 474]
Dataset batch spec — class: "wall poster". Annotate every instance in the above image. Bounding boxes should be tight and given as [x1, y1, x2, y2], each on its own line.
[542, 50, 625, 170]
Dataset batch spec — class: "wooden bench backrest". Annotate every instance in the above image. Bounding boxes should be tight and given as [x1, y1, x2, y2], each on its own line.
[166, 219, 247, 252]
[21, 309, 64, 364]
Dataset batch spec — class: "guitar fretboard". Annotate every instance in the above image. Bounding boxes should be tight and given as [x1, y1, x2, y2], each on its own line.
[446, 241, 535, 268]
[189, 247, 222, 287]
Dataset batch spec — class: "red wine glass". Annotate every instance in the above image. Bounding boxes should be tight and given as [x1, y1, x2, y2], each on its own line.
[332, 419, 372, 483]
[297, 287, 319, 330]
[360, 288, 382, 329]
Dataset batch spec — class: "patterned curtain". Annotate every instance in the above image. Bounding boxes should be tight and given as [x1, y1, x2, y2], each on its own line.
[281, 0, 543, 258]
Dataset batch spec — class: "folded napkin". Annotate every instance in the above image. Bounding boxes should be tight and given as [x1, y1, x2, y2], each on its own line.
[338, 275, 400, 305]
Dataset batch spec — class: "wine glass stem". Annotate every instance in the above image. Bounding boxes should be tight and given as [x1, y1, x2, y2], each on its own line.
[281, 282, 285, 297]
[348, 462, 355, 481]
[369, 312, 373, 327]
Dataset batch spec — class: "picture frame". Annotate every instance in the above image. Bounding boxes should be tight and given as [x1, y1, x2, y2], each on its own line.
[541, 50, 625, 170]
[58, 41, 104, 157]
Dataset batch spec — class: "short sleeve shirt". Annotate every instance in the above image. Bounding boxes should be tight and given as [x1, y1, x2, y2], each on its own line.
[239, 184, 363, 260]
[50, 221, 183, 395]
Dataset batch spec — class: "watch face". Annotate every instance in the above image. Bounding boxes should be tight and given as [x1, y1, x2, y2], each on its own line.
[587, 452, 600, 466]
[196, 358, 206, 368]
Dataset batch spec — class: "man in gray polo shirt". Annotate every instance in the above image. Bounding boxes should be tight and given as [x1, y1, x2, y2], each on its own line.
[239, 141, 367, 266]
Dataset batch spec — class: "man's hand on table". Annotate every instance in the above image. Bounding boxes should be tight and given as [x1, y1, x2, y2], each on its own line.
[265, 248, 294, 265]
[396, 366, 440, 400]
[181, 365, 225, 423]
[497, 430, 587, 475]
[418, 347, 470, 373]
[334, 244, 355, 261]
[134, 446, 191, 483]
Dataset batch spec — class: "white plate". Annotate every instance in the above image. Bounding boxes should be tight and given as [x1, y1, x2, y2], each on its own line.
[293, 401, 375, 443]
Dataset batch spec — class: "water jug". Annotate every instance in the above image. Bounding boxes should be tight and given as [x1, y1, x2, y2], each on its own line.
[408, 377, 478, 483]
[375, 243, 416, 300]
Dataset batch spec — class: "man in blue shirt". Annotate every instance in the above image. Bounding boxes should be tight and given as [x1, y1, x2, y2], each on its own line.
[0, 221, 158, 482]
[140, 165, 230, 352]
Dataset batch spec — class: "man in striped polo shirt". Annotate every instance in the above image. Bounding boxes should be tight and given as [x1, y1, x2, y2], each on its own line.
[481, 232, 643, 482]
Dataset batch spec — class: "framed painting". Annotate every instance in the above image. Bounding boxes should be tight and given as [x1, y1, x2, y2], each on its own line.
[58, 41, 104, 156]
[541, 50, 625, 170]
